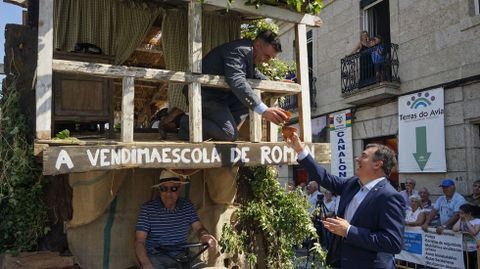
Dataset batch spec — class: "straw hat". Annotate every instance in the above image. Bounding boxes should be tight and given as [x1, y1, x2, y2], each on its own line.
[152, 169, 188, 188]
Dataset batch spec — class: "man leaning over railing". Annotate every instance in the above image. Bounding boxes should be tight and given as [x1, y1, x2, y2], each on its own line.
[178, 30, 289, 141]
[421, 179, 466, 234]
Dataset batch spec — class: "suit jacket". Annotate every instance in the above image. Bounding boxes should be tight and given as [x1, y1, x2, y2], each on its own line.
[201, 39, 267, 110]
[299, 154, 405, 269]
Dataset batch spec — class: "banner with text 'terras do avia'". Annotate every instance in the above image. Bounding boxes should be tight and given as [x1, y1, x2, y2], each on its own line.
[398, 88, 446, 172]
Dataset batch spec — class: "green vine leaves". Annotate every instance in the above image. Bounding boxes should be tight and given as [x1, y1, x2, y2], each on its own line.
[0, 80, 48, 253]
[219, 166, 321, 269]
[198, 0, 323, 15]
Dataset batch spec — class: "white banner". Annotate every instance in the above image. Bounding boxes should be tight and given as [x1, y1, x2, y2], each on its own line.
[329, 110, 354, 178]
[398, 88, 446, 172]
[396, 227, 464, 269]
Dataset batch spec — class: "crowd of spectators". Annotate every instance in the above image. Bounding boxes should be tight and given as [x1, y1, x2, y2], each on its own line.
[294, 177, 480, 268]
[394, 178, 480, 268]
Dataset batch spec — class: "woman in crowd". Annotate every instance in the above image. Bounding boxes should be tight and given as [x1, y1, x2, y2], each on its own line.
[405, 195, 425, 226]
[452, 204, 480, 269]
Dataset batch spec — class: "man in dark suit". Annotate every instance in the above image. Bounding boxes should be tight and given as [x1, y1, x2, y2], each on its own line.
[179, 30, 289, 141]
[286, 133, 405, 269]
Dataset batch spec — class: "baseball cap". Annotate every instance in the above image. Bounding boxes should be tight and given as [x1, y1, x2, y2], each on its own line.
[439, 179, 455, 188]
[152, 170, 188, 188]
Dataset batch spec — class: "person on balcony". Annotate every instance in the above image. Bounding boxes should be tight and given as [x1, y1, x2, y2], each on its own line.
[370, 35, 386, 83]
[350, 31, 372, 85]
[178, 30, 289, 141]
[351, 30, 371, 54]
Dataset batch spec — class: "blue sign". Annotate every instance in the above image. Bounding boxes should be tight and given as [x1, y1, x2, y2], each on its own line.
[403, 232, 422, 254]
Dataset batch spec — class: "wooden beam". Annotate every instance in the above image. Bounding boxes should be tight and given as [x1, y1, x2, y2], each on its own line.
[295, 24, 312, 142]
[203, 0, 322, 27]
[249, 90, 262, 142]
[35, 0, 53, 140]
[40, 142, 330, 175]
[121, 77, 135, 142]
[52, 60, 301, 95]
[188, 1, 203, 143]
[268, 98, 278, 142]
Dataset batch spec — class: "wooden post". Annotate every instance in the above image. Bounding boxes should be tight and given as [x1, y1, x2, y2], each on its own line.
[188, 0, 203, 143]
[249, 90, 262, 142]
[268, 98, 278, 142]
[36, 0, 53, 140]
[121, 76, 134, 142]
[295, 24, 312, 142]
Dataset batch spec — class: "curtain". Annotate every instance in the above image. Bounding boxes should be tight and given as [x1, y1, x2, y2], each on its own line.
[162, 9, 242, 112]
[53, 0, 162, 64]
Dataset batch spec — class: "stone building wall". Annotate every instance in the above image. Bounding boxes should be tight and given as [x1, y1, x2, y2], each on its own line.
[351, 83, 480, 198]
[277, 0, 480, 195]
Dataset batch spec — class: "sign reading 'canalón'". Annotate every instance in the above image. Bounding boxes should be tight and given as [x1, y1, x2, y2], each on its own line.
[43, 143, 327, 175]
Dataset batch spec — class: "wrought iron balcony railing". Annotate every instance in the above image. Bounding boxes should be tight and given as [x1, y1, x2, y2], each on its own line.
[341, 43, 400, 95]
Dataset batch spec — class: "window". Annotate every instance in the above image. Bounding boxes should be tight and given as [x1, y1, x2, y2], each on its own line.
[362, 0, 391, 43]
[475, 0, 480, 15]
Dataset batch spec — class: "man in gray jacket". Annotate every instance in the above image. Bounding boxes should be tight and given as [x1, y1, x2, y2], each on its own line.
[179, 30, 289, 141]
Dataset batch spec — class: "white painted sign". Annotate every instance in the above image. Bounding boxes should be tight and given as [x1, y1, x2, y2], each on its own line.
[46, 143, 321, 175]
[398, 88, 446, 172]
[396, 227, 464, 269]
[329, 110, 354, 178]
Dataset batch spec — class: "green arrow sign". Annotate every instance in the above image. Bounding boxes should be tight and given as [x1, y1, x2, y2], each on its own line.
[413, 126, 431, 171]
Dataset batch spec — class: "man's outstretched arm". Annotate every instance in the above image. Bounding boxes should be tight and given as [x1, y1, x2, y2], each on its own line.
[191, 221, 217, 248]
[223, 49, 288, 125]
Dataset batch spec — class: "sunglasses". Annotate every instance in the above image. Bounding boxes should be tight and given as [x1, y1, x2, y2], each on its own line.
[159, 186, 179, 193]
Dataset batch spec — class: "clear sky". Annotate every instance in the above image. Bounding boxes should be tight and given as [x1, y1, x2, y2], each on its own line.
[1, 2, 23, 87]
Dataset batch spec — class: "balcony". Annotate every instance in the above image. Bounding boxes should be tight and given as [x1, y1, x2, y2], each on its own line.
[341, 43, 400, 105]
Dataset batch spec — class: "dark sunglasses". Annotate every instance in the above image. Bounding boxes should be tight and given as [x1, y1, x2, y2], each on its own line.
[159, 186, 179, 193]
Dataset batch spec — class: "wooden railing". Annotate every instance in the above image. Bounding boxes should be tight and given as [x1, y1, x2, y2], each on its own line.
[36, 0, 317, 144]
[52, 59, 302, 143]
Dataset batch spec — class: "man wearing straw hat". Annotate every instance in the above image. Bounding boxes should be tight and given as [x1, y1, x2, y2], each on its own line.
[135, 169, 216, 269]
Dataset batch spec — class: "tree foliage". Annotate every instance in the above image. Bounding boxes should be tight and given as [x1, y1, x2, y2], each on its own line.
[219, 166, 324, 269]
[217, 0, 323, 14]
[0, 81, 48, 253]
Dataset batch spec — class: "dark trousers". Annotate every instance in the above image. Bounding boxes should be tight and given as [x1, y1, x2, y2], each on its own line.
[179, 91, 248, 141]
[464, 251, 477, 269]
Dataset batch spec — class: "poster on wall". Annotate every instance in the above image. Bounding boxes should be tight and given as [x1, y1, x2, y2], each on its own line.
[329, 110, 354, 178]
[398, 88, 446, 172]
